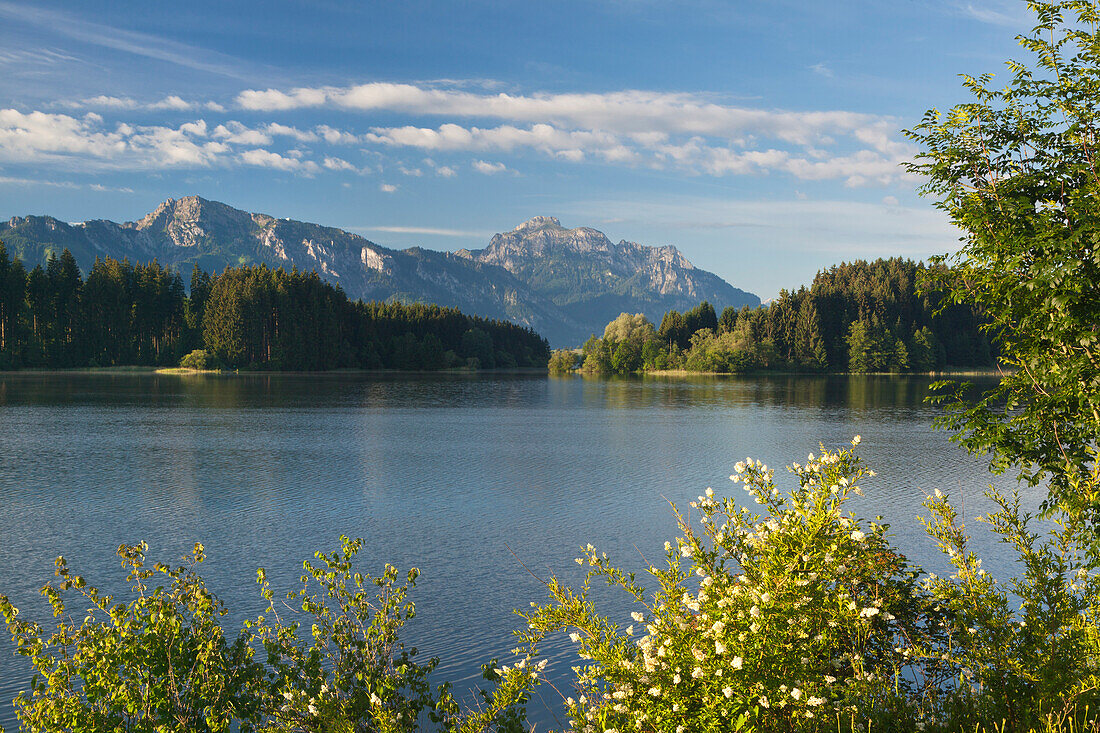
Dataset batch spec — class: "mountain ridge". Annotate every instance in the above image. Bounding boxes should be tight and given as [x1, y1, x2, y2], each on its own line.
[0, 197, 759, 346]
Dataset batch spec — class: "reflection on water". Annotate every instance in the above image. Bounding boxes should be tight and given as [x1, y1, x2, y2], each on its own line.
[0, 372, 1019, 729]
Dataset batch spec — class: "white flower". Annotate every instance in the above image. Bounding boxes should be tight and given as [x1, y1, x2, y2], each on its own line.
[851, 530, 866, 542]
[723, 686, 734, 698]
[859, 607, 880, 618]
[750, 606, 761, 618]
[732, 656, 743, 670]
[631, 611, 645, 622]
[715, 641, 726, 655]
[370, 693, 382, 706]
[791, 688, 802, 700]
[852, 435, 861, 445]
[760, 592, 772, 604]
[808, 696, 825, 706]
[570, 632, 581, 642]
[705, 487, 714, 497]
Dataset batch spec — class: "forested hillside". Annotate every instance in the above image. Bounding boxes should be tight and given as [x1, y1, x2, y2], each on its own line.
[568, 258, 992, 374]
[0, 243, 549, 371]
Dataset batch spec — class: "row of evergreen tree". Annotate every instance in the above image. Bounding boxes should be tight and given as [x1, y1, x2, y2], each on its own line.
[0, 243, 550, 371]
[567, 258, 992, 374]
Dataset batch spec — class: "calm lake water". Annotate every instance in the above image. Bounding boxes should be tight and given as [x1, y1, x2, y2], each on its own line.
[0, 372, 1032, 730]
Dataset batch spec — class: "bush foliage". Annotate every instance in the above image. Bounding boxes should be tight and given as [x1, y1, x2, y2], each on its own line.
[0, 540, 538, 733]
[523, 440, 1100, 733]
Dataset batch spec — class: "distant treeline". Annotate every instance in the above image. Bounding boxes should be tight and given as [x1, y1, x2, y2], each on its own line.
[561, 258, 992, 374]
[0, 243, 549, 370]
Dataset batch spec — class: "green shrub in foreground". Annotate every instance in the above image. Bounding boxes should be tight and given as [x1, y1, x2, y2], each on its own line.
[523, 440, 1100, 732]
[251, 536, 537, 733]
[524, 438, 936, 732]
[0, 543, 265, 732]
[0, 539, 537, 733]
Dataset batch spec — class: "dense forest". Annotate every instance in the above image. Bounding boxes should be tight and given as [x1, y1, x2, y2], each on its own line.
[561, 258, 992, 374]
[0, 242, 550, 371]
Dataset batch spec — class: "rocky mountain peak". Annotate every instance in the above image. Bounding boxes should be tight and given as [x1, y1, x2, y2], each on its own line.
[133, 198, 177, 230]
[512, 216, 562, 233]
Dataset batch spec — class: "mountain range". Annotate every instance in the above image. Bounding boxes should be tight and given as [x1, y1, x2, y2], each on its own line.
[0, 197, 759, 346]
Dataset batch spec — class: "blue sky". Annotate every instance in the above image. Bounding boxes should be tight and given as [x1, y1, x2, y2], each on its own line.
[0, 0, 1035, 299]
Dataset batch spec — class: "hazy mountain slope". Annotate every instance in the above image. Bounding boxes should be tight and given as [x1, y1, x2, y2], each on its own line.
[460, 216, 760, 331]
[1, 199, 759, 346]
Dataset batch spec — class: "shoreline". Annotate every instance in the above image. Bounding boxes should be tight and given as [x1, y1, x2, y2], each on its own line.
[0, 366, 550, 376]
[621, 368, 1006, 378]
[0, 366, 1005, 378]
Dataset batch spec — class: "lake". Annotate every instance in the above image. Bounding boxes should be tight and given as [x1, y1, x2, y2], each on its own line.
[0, 372, 1032, 730]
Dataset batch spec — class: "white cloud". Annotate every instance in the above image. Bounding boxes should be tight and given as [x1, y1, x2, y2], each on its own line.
[358, 225, 486, 236]
[70, 94, 196, 111]
[229, 80, 927, 186]
[237, 86, 328, 110]
[315, 125, 359, 145]
[5, 77, 918, 187]
[472, 159, 508, 175]
[236, 82, 885, 146]
[239, 148, 320, 174]
[379, 183, 398, 192]
[364, 120, 913, 185]
[366, 122, 621, 156]
[435, 165, 456, 177]
[78, 95, 138, 109]
[265, 122, 319, 142]
[213, 121, 272, 146]
[0, 108, 227, 168]
[322, 156, 358, 172]
[809, 63, 834, 78]
[148, 95, 192, 111]
[223, 81, 914, 185]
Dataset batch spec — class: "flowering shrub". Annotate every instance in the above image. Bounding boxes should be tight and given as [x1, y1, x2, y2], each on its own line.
[252, 535, 539, 733]
[525, 438, 940, 732]
[524, 440, 1100, 732]
[0, 542, 265, 732]
[0, 538, 537, 733]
